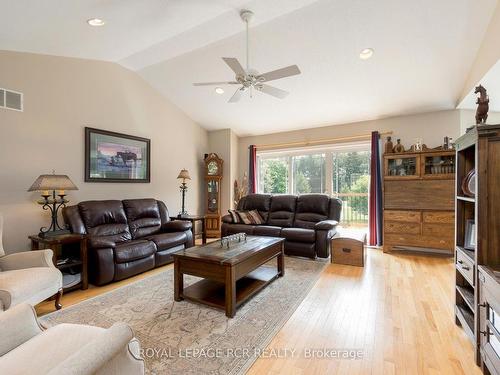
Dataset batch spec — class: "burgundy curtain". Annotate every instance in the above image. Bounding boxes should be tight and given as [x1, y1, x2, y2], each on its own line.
[369, 131, 383, 246]
[248, 145, 257, 194]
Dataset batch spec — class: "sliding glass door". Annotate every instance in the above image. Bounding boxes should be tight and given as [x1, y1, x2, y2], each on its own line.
[257, 142, 370, 227]
[332, 150, 370, 226]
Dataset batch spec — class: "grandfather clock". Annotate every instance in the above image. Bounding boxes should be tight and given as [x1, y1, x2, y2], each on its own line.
[204, 153, 223, 238]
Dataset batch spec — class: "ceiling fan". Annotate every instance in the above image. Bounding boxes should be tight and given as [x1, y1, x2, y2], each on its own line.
[193, 10, 301, 103]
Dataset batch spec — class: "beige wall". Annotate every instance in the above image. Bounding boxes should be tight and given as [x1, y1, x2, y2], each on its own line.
[0, 51, 208, 252]
[459, 109, 500, 134]
[238, 110, 462, 180]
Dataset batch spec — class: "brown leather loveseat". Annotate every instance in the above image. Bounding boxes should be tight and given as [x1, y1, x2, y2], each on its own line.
[63, 198, 193, 285]
[221, 194, 342, 259]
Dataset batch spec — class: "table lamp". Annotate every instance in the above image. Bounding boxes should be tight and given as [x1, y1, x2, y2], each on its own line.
[28, 171, 78, 237]
[177, 169, 191, 217]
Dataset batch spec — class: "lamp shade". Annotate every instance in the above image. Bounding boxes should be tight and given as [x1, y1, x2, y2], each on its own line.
[177, 169, 191, 180]
[28, 174, 78, 192]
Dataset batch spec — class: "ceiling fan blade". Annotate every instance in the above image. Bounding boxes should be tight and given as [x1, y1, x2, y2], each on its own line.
[193, 81, 239, 86]
[258, 84, 289, 99]
[229, 88, 245, 103]
[222, 57, 246, 76]
[258, 65, 301, 82]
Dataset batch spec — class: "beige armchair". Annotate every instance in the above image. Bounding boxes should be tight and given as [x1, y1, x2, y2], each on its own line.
[0, 303, 144, 374]
[0, 214, 63, 311]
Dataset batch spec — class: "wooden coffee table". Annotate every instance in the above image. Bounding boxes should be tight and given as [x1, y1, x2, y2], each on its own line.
[172, 236, 285, 318]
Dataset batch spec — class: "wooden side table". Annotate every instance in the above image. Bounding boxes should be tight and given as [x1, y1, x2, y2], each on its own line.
[29, 233, 88, 291]
[170, 215, 206, 244]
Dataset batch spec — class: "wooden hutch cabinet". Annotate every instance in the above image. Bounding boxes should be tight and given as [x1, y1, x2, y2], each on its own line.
[383, 149, 456, 254]
[204, 153, 223, 238]
[453, 125, 500, 371]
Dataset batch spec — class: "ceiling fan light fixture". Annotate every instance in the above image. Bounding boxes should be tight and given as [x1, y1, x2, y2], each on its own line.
[192, 10, 300, 103]
[87, 18, 105, 27]
[359, 48, 374, 60]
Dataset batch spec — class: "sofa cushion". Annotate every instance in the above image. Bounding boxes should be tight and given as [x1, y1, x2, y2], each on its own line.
[281, 228, 315, 243]
[0, 268, 62, 310]
[0, 323, 104, 374]
[228, 209, 241, 223]
[79, 200, 128, 228]
[123, 199, 163, 239]
[253, 225, 282, 237]
[145, 232, 188, 251]
[223, 223, 256, 235]
[268, 195, 297, 227]
[294, 194, 330, 229]
[78, 200, 132, 243]
[87, 224, 132, 246]
[114, 240, 156, 263]
[239, 194, 272, 222]
[237, 210, 264, 225]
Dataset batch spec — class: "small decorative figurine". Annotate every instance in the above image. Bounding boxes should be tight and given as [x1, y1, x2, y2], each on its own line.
[393, 139, 405, 153]
[443, 136, 454, 150]
[384, 136, 394, 154]
[475, 84, 489, 124]
[414, 138, 423, 151]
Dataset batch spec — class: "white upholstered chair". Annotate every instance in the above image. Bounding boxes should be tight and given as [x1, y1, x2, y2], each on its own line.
[0, 214, 63, 311]
[0, 303, 144, 374]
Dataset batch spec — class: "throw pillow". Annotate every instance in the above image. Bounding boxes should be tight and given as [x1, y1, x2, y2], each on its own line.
[238, 210, 264, 225]
[228, 209, 241, 223]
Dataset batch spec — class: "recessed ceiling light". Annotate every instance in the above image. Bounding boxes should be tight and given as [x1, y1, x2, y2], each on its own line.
[87, 18, 105, 27]
[215, 87, 224, 95]
[359, 48, 374, 60]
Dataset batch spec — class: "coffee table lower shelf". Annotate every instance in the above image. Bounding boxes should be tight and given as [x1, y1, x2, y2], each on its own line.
[181, 267, 279, 312]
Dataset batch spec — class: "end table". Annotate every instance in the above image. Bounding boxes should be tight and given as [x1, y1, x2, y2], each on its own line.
[170, 215, 206, 244]
[29, 233, 88, 291]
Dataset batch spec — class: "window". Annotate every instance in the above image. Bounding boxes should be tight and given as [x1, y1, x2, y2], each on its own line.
[256, 143, 370, 226]
[292, 154, 326, 194]
[258, 157, 288, 193]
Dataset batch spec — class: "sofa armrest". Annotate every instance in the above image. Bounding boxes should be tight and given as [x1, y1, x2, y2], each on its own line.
[162, 220, 192, 232]
[88, 237, 116, 249]
[0, 249, 54, 271]
[315, 220, 339, 231]
[0, 303, 43, 356]
[221, 215, 233, 224]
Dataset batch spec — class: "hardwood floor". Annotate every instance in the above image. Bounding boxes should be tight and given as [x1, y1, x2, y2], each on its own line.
[37, 247, 480, 375]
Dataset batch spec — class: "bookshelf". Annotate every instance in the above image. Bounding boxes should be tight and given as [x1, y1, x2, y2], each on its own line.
[454, 124, 500, 368]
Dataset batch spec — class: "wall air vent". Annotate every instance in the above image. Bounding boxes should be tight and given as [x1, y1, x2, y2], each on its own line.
[0, 88, 23, 111]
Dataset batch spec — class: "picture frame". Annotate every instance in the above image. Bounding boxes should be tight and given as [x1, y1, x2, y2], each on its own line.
[85, 127, 151, 183]
[464, 219, 476, 250]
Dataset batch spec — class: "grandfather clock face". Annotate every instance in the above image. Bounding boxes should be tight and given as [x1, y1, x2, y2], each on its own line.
[207, 161, 219, 175]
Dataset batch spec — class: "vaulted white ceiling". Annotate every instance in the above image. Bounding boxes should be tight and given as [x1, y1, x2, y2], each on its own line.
[1, 0, 497, 135]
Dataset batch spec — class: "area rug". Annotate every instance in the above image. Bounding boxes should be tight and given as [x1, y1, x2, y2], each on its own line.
[41, 257, 327, 375]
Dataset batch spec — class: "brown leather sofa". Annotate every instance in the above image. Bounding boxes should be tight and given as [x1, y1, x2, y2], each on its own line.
[63, 199, 193, 286]
[221, 194, 342, 259]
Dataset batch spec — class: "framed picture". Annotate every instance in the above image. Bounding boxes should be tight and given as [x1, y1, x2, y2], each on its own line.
[464, 219, 476, 250]
[85, 127, 150, 183]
